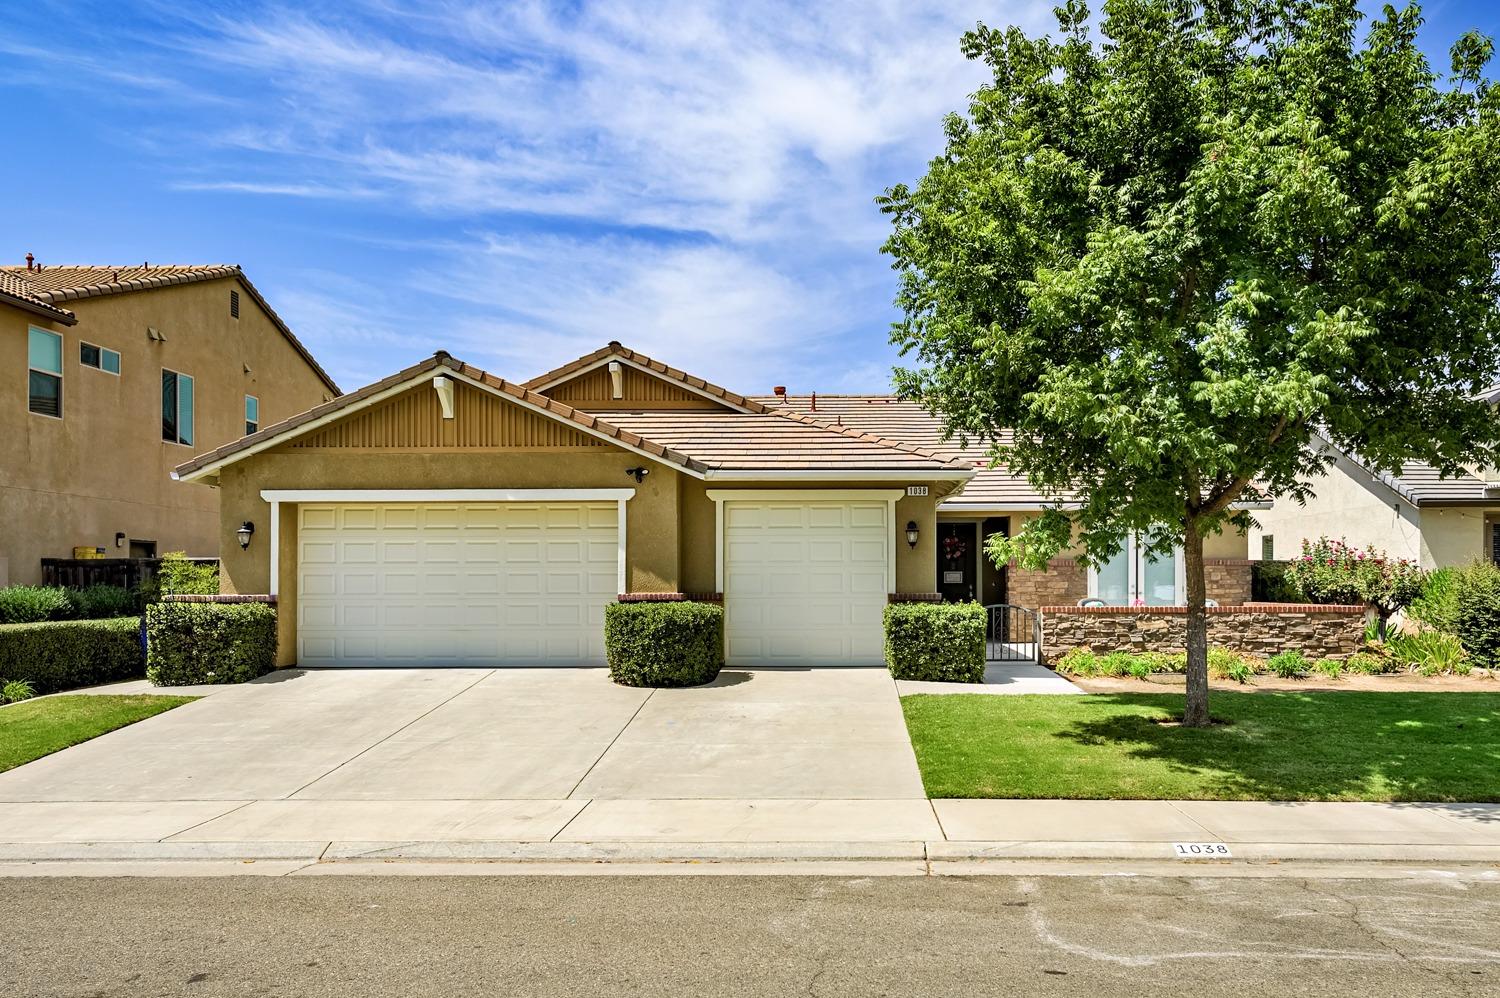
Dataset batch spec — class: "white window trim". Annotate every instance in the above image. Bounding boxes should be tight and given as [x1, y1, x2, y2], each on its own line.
[161, 367, 195, 446]
[27, 326, 63, 420]
[1086, 532, 1188, 606]
[258, 488, 637, 597]
[705, 489, 904, 595]
[78, 341, 121, 376]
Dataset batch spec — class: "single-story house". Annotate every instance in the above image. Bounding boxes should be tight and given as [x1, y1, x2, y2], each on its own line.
[1249, 430, 1500, 570]
[173, 343, 1251, 669]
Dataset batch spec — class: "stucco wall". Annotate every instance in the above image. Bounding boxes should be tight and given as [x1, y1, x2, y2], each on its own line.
[1418, 507, 1490, 569]
[0, 281, 333, 585]
[1248, 452, 1423, 564]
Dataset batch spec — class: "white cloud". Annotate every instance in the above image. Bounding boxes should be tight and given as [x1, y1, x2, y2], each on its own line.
[0, 0, 1059, 391]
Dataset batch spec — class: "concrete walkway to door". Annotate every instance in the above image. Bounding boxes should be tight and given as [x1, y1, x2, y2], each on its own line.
[0, 666, 939, 849]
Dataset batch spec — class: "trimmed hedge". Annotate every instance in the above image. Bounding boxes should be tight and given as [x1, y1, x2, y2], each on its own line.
[0, 617, 144, 694]
[1452, 562, 1500, 668]
[883, 602, 986, 683]
[145, 602, 277, 686]
[604, 601, 723, 687]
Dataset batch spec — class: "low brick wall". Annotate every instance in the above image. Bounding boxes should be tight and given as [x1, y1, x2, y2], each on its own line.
[617, 592, 723, 603]
[161, 594, 277, 604]
[1039, 603, 1368, 661]
[1204, 559, 1253, 605]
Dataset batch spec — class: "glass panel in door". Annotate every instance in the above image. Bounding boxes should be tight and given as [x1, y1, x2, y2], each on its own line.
[1141, 549, 1179, 605]
[1095, 541, 1131, 605]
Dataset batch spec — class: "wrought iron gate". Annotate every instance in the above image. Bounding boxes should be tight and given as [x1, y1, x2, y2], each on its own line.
[985, 604, 1039, 663]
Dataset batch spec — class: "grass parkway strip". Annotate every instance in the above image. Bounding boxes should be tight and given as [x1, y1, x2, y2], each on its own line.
[900, 691, 1500, 802]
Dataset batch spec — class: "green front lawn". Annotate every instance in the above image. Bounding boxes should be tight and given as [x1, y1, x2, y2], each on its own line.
[0, 695, 196, 773]
[901, 692, 1500, 802]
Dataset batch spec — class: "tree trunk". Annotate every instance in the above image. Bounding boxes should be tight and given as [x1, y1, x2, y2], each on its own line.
[1182, 524, 1211, 727]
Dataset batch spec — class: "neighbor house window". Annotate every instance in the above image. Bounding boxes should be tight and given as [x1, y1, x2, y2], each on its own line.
[27, 327, 62, 417]
[1089, 532, 1185, 606]
[1261, 535, 1275, 561]
[79, 342, 121, 375]
[161, 369, 195, 445]
[245, 394, 259, 435]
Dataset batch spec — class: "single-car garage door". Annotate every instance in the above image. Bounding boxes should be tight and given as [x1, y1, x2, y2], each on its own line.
[297, 502, 617, 667]
[722, 499, 889, 666]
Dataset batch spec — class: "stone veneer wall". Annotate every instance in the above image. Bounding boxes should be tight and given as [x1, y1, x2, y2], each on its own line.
[1007, 559, 1254, 608]
[1039, 603, 1368, 661]
[1007, 559, 1088, 608]
[1203, 559, 1253, 605]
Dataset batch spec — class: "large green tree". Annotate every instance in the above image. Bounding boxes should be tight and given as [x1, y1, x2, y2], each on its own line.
[880, 0, 1500, 725]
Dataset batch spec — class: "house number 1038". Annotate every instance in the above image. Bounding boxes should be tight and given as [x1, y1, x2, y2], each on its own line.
[1172, 842, 1232, 858]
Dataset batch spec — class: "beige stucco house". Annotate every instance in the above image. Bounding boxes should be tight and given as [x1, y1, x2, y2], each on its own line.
[1, 261, 339, 585]
[1249, 430, 1500, 570]
[174, 343, 1253, 669]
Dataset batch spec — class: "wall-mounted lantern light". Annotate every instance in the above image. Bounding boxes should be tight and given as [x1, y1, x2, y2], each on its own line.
[625, 467, 650, 483]
[115, 531, 126, 549]
[236, 521, 255, 550]
[906, 521, 920, 549]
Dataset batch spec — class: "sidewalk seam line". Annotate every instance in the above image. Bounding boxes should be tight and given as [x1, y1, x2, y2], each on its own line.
[549, 799, 594, 842]
[564, 687, 656, 799]
[158, 800, 257, 842]
[927, 799, 950, 842]
[1164, 800, 1226, 840]
[285, 669, 498, 799]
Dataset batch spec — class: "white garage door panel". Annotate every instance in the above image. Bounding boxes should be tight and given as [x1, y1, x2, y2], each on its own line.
[297, 502, 616, 667]
[723, 500, 889, 667]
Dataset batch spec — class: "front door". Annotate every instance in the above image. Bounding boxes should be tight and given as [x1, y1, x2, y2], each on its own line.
[937, 522, 978, 602]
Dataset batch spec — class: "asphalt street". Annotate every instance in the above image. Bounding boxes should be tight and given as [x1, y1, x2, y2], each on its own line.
[3, 872, 1498, 996]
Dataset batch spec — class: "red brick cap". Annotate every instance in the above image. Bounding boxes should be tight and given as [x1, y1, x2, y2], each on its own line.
[1037, 603, 1365, 614]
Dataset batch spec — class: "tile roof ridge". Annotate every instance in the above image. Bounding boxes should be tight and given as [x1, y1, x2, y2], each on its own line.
[763, 405, 970, 469]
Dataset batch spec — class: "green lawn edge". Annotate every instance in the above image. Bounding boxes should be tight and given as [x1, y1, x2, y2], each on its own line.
[0, 695, 198, 773]
[900, 691, 1500, 803]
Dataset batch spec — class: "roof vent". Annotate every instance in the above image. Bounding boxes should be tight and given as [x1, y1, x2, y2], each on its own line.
[230, 289, 240, 319]
[24, 253, 34, 271]
[772, 386, 787, 402]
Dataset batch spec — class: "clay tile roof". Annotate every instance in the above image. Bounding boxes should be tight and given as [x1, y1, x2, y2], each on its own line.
[175, 352, 974, 481]
[0, 269, 77, 324]
[0, 263, 339, 394]
[752, 394, 1067, 506]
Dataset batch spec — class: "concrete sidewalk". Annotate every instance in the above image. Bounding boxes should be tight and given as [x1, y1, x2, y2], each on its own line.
[4, 798, 1499, 874]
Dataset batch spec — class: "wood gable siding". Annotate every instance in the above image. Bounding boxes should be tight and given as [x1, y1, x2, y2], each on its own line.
[544, 364, 730, 410]
[284, 380, 605, 451]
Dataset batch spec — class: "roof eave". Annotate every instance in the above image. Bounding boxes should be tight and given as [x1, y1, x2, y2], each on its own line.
[1, 291, 78, 325]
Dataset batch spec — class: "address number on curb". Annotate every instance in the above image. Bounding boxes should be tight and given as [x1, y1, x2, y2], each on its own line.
[1172, 842, 1232, 858]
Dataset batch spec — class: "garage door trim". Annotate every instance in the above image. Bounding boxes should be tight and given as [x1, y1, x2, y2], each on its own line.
[260, 488, 636, 597]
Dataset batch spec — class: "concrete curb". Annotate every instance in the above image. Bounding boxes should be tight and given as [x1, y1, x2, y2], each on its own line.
[4, 839, 1500, 868]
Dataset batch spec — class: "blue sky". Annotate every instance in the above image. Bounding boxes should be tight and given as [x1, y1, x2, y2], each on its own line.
[3, 2, 1496, 394]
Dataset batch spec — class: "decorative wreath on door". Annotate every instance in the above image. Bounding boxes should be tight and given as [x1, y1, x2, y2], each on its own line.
[941, 535, 968, 563]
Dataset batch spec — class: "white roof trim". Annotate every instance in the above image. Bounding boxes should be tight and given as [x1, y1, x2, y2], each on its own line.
[703, 469, 973, 482]
[261, 488, 637, 503]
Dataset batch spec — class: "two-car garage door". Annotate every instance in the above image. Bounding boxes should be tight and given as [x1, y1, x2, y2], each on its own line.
[294, 497, 893, 668]
[297, 503, 617, 667]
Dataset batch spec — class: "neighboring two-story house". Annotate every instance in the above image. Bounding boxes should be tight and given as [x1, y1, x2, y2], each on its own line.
[1, 260, 339, 586]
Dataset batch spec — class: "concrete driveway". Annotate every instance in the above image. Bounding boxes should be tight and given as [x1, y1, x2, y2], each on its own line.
[0, 667, 936, 846]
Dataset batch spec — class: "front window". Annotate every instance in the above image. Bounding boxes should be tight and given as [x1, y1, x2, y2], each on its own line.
[79, 342, 121, 375]
[245, 394, 259, 435]
[27, 327, 62, 417]
[1088, 533, 1183, 606]
[162, 369, 195, 445]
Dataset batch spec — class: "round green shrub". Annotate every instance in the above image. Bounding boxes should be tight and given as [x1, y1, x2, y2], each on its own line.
[145, 602, 277, 686]
[69, 584, 137, 619]
[605, 601, 724, 687]
[882, 602, 986, 683]
[0, 586, 76, 624]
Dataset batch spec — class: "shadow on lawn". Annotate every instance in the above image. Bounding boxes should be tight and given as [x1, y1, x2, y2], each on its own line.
[1054, 691, 1500, 803]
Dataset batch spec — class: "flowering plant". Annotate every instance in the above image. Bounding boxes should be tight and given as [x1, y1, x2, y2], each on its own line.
[1285, 537, 1426, 632]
